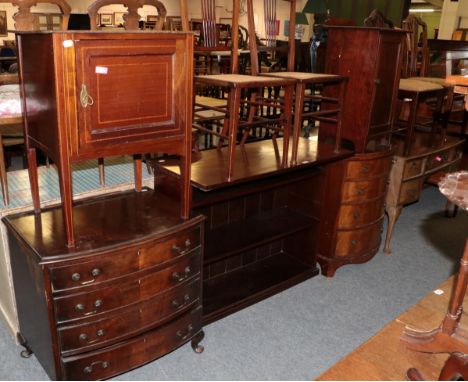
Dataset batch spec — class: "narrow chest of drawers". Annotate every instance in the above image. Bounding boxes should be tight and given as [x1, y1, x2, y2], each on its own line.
[317, 150, 393, 277]
[4, 189, 205, 380]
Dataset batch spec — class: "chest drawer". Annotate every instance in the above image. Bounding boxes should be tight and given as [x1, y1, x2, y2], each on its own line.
[426, 150, 451, 171]
[337, 198, 385, 228]
[54, 252, 201, 323]
[341, 177, 388, 203]
[61, 306, 202, 380]
[335, 223, 382, 257]
[398, 179, 423, 205]
[58, 278, 201, 355]
[402, 158, 423, 179]
[345, 157, 391, 179]
[50, 228, 200, 292]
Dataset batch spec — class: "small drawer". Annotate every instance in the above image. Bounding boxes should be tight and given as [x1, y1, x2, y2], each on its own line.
[426, 150, 450, 171]
[341, 177, 388, 203]
[345, 157, 391, 179]
[50, 227, 201, 292]
[335, 223, 382, 258]
[398, 179, 422, 205]
[337, 198, 385, 228]
[61, 306, 202, 380]
[58, 278, 201, 355]
[402, 158, 423, 179]
[54, 252, 201, 323]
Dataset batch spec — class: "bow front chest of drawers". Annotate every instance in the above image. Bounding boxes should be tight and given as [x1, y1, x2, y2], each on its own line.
[3, 189, 205, 380]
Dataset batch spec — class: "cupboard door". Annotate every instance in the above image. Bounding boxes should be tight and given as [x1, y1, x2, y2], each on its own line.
[74, 37, 188, 154]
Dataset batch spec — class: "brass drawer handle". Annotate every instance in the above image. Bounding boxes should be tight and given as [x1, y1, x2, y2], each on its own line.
[352, 212, 360, 220]
[83, 361, 109, 374]
[79, 333, 88, 341]
[171, 266, 192, 283]
[172, 294, 191, 309]
[351, 240, 357, 246]
[71, 273, 81, 282]
[75, 303, 85, 312]
[357, 188, 366, 195]
[91, 268, 101, 277]
[176, 324, 194, 341]
[361, 165, 369, 173]
[97, 329, 105, 337]
[71, 268, 102, 285]
[74, 299, 103, 315]
[172, 238, 193, 255]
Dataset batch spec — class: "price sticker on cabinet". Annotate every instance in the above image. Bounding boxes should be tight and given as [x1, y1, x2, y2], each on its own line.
[95, 66, 108, 74]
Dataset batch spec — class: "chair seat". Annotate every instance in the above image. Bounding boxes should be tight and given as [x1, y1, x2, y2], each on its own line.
[262, 71, 344, 84]
[408, 76, 451, 87]
[399, 78, 444, 92]
[195, 73, 295, 87]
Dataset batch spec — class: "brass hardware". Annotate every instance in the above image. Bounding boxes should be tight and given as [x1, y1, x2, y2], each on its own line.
[361, 165, 369, 173]
[83, 361, 109, 375]
[171, 266, 192, 282]
[79, 333, 88, 341]
[75, 303, 85, 312]
[172, 294, 191, 309]
[97, 329, 105, 337]
[102, 361, 109, 369]
[351, 240, 357, 246]
[83, 366, 92, 374]
[185, 239, 191, 247]
[71, 273, 81, 282]
[80, 84, 94, 108]
[357, 188, 366, 195]
[352, 212, 360, 220]
[374, 79, 381, 85]
[172, 239, 193, 255]
[94, 299, 103, 308]
[176, 324, 194, 341]
[91, 268, 101, 277]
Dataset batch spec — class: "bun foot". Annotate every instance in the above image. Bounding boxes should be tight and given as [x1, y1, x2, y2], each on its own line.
[17, 333, 33, 358]
[191, 330, 205, 353]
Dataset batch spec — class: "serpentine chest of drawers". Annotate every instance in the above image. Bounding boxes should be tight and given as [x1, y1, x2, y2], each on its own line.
[317, 150, 393, 276]
[3, 189, 205, 380]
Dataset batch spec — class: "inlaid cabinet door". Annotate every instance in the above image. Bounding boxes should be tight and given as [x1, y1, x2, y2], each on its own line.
[73, 36, 189, 155]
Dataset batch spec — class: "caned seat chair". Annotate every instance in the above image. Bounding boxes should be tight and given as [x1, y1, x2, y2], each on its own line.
[0, 0, 71, 205]
[260, 0, 347, 165]
[180, 0, 296, 181]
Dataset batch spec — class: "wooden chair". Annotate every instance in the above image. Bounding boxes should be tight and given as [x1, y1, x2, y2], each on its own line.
[260, 0, 347, 165]
[88, 0, 166, 30]
[394, 15, 453, 156]
[181, 0, 296, 181]
[363, 9, 394, 28]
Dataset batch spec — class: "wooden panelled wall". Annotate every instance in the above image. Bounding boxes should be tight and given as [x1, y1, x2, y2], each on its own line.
[328, 0, 410, 27]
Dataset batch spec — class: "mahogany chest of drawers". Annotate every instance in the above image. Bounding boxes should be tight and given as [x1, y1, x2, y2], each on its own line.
[3, 189, 205, 380]
[317, 150, 393, 276]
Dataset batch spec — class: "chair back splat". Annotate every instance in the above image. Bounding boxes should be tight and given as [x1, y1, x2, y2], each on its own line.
[88, 0, 167, 30]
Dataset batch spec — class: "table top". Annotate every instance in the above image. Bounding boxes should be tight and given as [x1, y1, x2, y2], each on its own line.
[446, 75, 468, 86]
[439, 171, 468, 210]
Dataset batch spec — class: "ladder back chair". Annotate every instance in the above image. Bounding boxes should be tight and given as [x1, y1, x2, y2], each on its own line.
[181, 0, 296, 182]
[260, 0, 348, 165]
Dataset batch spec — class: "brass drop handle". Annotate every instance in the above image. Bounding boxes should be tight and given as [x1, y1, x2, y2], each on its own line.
[80, 84, 94, 108]
[176, 324, 194, 341]
[83, 361, 109, 374]
[171, 266, 192, 282]
[75, 303, 85, 312]
[79, 333, 88, 341]
[172, 294, 191, 309]
[74, 299, 103, 315]
[172, 239, 193, 255]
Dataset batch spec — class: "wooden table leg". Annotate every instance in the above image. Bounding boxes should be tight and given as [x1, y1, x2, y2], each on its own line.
[401, 239, 468, 354]
[384, 206, 402, 255]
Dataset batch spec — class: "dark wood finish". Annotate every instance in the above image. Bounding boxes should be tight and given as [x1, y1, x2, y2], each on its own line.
[384, 133, 464, 254]
[4, 189, 205, 380]
[323, 26, 405, 153]
[317, 150, 393, 277]
[17, 31, 194, 247]
[154, 137, 354, 323]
